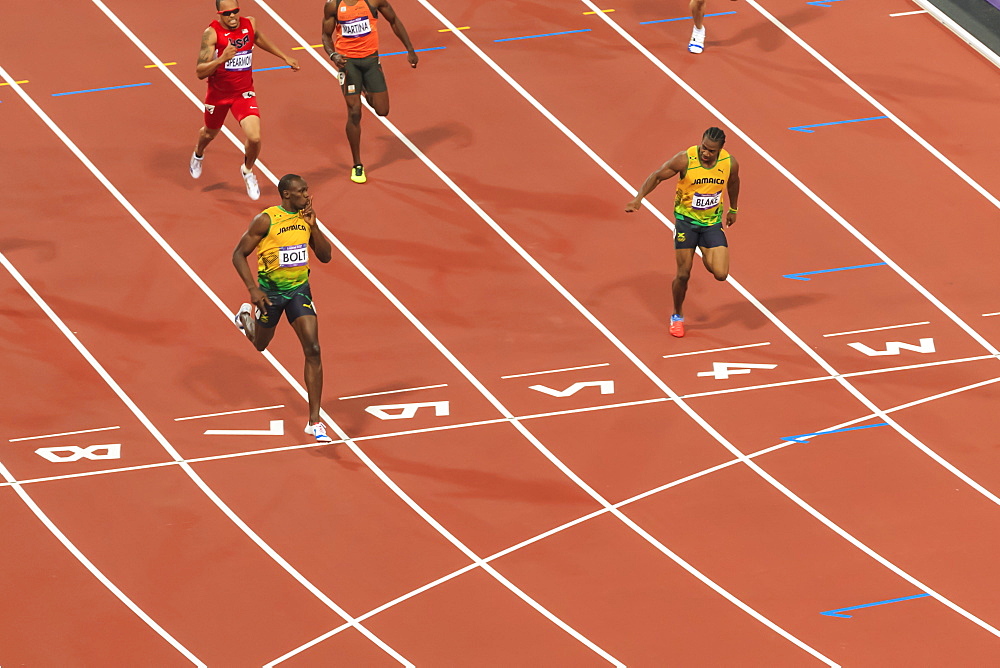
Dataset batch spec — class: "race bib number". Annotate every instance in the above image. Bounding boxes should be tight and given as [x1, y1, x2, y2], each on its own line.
[279, 244, 309, 267]
[341, 16, 372, 38]
[691, 192, 721, 210]
[225, 50, 253, 71]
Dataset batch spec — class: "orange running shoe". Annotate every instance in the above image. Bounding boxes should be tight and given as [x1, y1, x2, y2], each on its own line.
[669, 314, 685, 338]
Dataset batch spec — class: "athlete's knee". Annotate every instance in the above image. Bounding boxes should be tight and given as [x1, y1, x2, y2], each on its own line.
[674, 270, 692, 283]
[302, 340, 322, 361]
[346, 106, 362, 124]
[712, 269, 729, 281]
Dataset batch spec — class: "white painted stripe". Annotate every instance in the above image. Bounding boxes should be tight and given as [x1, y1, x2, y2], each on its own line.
[337, 384, 448, 400]
[0, 457, 204, 665]
[281, 371, 1000, 657]
[174, 405, 284, 421]
[256, 1, 835, 662]
[0, 257, 204, 661]
[911, 0, 1000, 68]
[823, 321, 930, 337]
[889, 10, 927, 17]
[9, 425, 120, 442]
[83, 4, 600, 663]
[580, 0, 1000, 638]
[982, 312, 1000, 317]
[364, 0, 1000, 647]
[662, 342, 771, 358]
[501, 362, 611, 379]
[8, 353, 994, 492]
[2, 50, 411, 667]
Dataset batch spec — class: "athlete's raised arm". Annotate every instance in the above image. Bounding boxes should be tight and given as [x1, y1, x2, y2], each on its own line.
[196, 26, 236, 79]
[302, 197, 333, 263]
[625, 150, 688, 213]
[377, 0, 418, 68]
[251, 17, 300, 71]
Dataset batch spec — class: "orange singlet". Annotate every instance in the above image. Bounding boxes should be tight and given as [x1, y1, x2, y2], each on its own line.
[334, 0, 380, 58]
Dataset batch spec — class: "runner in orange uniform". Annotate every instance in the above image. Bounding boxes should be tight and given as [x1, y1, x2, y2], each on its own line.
[321, 0, 418, 183]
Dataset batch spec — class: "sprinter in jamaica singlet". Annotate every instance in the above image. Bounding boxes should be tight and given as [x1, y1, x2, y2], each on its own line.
[321, 0, 419, 184]
[625, 127, 742, 338]
[232, 174, 335, 442]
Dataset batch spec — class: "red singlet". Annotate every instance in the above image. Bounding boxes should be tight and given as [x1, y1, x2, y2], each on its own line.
[207, 17, 256, 98]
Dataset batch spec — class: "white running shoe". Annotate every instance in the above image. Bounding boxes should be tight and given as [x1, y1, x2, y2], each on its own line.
[688, 27, 706, 54]
[304, 421, 333, 442]
[241, 165, 260, 200]
[189, 152, 203, 178]
[234, 302, 253, 332]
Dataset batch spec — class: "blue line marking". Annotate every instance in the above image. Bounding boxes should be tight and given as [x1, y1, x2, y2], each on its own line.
[789, 116, 888, 133]
[782, 423, 889, 443]
[807, 0, 846, 7]
[255, 65, 291, 72]
[494, 29, 592, 42]
[821, 593, 931, 618]
[52, 82, 151, 97]
[640, 11, 737, 25]
[380, 46, 447, 56]
[783, 262, 887, 281]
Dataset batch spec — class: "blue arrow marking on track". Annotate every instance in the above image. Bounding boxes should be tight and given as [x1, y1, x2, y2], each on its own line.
[782, 423, 889, 443]
[789, 116, 888, 133]
[783, 262, 886, 281]
[821, 593, 931, 618]
[494, 29, 592, 43]
[639, 11, 737, 25]
[51, 82, 152, 97]
[807, 0, 846, 8]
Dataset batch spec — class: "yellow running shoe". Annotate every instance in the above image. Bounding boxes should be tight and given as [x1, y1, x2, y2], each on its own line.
[350, 164, 367, 184]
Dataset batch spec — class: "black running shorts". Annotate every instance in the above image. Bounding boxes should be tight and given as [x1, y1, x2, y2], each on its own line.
[674, 214, 728, 249]
[257, 282, 316, 329]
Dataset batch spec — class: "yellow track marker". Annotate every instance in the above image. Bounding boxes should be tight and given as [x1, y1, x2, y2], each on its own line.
[292, 44, 323, 50]
[0, 80, 28, 87]
[583, 8, 615, 14]
[438, 26, 470, 32]
[144, 62, 176, 68]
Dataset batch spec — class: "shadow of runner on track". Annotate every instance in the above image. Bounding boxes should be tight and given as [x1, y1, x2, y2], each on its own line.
[698, 293, 824, 330]
[710, 8, 818, 52]
[364, 121, 476, 173]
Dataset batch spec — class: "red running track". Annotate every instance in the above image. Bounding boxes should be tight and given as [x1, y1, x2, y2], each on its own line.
[2, 0, 1000, 664]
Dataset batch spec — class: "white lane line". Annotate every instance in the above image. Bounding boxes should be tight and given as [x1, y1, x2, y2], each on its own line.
[580, 0, 1000, 638]
[258, 4, 822, 663]
[174, 405, 284, 421]
[744, 0, 1000, 353]
[0, 58, 411, 668]
[578, 0, 1000, 498]
[84, 4, 608, 664]
[889, 10, 927, 17]
[983, 312, 1000, 317]
[0, 261, 207, 660]
[501, 362, 611, 379]
[338, 384, 448, 400]
[662, 342, 771, 358]
[363, 0, 1000, 645]
[8, 425, 120, 442]
[0, 457, 204, 665]
[911, 0, 1000, 69]
[7, 354, 992, 491]
[823, 322, 930, 337]
[281, 371, 1000, 658]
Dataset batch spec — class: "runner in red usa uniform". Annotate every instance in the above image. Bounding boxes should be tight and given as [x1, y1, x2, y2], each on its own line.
[189, 0, 300, 200]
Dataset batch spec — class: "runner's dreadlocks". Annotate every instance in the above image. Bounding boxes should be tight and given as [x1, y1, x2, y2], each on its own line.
[703, 127, 727, 145]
